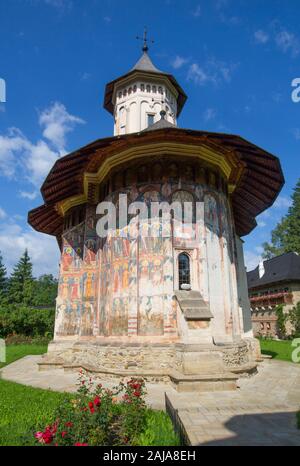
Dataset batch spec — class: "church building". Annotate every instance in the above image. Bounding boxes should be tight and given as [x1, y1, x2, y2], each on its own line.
[28, 40, 284, 391]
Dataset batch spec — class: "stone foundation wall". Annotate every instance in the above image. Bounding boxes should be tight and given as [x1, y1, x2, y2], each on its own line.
[43, 338, 257, 377]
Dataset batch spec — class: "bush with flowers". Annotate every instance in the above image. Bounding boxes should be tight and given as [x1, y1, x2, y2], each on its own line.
[33, 371, 147, 446]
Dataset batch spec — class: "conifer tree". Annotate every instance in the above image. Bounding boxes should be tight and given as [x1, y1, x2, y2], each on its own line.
[8, 249, 34, 305]
[262, 179, 300, 258]
[0, 251, 7, 304]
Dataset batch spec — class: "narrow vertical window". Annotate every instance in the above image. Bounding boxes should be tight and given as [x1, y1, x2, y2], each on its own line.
[178, 253, 190, 289]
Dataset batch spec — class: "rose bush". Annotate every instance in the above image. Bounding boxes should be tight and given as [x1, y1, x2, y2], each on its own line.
[33, 371, 147, 446]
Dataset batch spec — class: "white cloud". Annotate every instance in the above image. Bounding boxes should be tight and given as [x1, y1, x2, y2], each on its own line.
[0, 219, 60, 276]
[0, 129, 28, 178]
[254, 29, 269, 44]
[19, 190, 39, 200]
[192, 5, 201, 17]
[43, 0, 72, 10]
[275, 28, 300, 57]
[187, 63, 209, 85]
[292, 128, 300, 140]
[187, 58, 237, 86]
[0, 207, 6, 219]
[80, 72, 91, 81]
[171, 55, 189, 69]
[203, 108, 217, 121]
[244, 250, 262, 272]
[273, 195, 292, 209]
[257, 220, 266, 228]
[39, 102, 84, 153]
[0, 102, 84, 186]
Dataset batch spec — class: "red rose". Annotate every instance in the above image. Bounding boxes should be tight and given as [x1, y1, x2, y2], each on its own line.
[61, 431, 67, 438]
[93, 396, 101, 407]
[133, 391, 141, 397]
[65, 422, 73, 428]
[74, 442, 88, 446]
[88, 401, 95, 413]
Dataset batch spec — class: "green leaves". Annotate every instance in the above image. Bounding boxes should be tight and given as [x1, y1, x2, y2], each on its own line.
[262, 179, 300, 258]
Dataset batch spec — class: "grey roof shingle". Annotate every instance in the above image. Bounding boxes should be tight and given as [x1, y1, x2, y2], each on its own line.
[247, 252, 300, 289]
[142, 117, 176, 132]
[131, 51, 162, 73]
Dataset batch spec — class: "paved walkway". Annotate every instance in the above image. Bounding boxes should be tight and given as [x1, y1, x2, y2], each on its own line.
[1, 356, 299, 445]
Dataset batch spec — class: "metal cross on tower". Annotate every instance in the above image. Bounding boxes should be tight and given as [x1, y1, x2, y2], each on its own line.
[136, 27, 154, 52]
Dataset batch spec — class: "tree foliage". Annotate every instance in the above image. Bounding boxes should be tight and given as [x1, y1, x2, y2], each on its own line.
[7, 250, 34, 306]
[262, 179, 300, 258]
[0, 252, 7, 304]
[290, 301, 300, 338]
[0, 249, 58, 338]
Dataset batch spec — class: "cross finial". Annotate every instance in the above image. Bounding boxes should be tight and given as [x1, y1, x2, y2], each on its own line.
[136, 27, 154, 53]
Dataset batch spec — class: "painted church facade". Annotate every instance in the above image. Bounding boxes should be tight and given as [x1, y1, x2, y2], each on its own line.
[29, 44, 284, 390]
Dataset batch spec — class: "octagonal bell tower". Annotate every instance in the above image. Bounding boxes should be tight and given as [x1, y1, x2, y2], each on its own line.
[103, 37, 187, 135]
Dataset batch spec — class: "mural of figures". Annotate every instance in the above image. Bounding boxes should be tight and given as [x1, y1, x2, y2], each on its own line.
[138, 295, 164, 335]
[83, 271, 95, 299]
[204, 193, 220, 237]
[111, 297, 128, 336]
[81, 303, 94, 336]
[54, 157, 239, 342]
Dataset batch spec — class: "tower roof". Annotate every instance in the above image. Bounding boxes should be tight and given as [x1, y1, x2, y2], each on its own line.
[103, 50, 187, 117]
[131, 50, 162, 73]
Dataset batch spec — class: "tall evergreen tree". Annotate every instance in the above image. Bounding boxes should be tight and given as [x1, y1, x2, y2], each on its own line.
[32, 274, 58, 307]
[262, 179, 300, 258]
[8, 249, 34, 305]
[0, 251, 7, 304]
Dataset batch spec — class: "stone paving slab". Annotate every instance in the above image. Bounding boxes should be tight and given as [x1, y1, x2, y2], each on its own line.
[1, 356, 299, 445]
[165, 360, 300, 446]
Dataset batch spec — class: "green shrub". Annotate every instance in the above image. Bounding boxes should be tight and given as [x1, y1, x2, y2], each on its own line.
[31, 373, 148, 446]
[0, 306, 55, 338]
[290, 302, 300, 338]
[275, 304, 287, 338]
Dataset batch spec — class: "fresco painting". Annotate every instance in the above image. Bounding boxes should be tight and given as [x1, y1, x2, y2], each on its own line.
[56, 162, 233, 339]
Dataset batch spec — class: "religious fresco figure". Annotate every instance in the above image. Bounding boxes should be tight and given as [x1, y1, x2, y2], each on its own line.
[62, 245, 73, 271]
[83, 272, 94, 299]
[138, 295, 164, 335]
[161, 176, 172, 199]
[70, 276, 80, 300]
[111, 297, 128, 336]
[204, 193, 220, 237]
[81, 303, 94, 336]
[122, 262, 129, 289]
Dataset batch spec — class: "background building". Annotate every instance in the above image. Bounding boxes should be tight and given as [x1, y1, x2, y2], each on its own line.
[247, 252, 300, 337]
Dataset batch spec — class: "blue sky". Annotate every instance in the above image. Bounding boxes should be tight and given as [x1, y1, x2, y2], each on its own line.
[0, 0, 299, 277]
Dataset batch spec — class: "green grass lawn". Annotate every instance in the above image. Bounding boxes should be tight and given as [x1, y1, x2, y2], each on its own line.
[0, 343, 48, 369]
[258, 338, 296, 362]
[0, 344, 180, 446]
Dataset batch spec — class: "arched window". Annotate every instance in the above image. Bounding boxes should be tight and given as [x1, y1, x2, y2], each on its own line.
[146, 84, 151, 92]
[152, 85, 157, 93]
[141, 84, 145, 91]
[178, 253, 190, 290]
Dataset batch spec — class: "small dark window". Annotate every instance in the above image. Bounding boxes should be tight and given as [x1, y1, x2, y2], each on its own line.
[178, 253, 190, 289]
[147, 114, 154, 126]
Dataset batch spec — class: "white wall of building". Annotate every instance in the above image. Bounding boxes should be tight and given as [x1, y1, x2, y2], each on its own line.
[113, 79, 177, 135]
